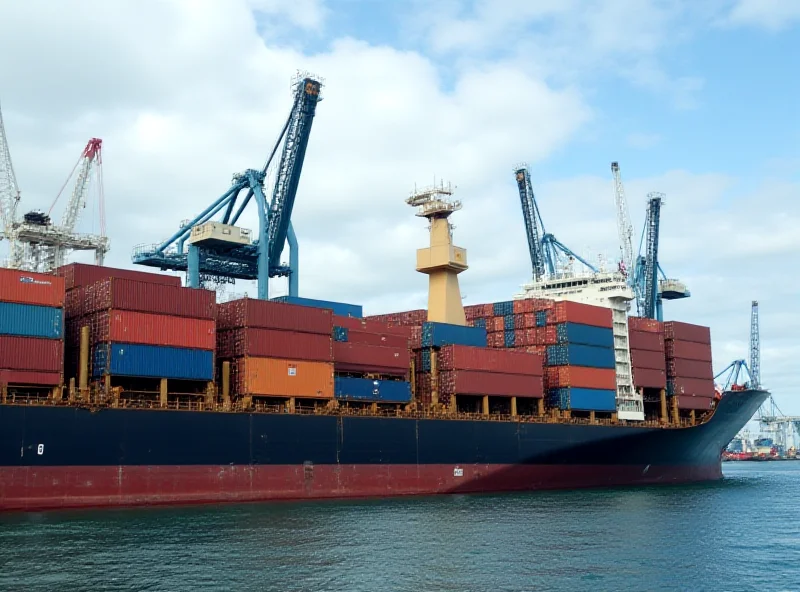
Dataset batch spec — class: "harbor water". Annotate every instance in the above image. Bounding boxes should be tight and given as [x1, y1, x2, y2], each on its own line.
[1, 462, 798, 591]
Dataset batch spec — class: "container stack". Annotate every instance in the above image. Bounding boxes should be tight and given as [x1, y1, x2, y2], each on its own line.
[331, 315, 412, 404]
[463, 299, 555, 350]
[664, 321, 714, 412]
[544, 301, 617, 414]
[217, 298, 334, 401]
[437, 345, 543, 411]
[628, 317, 667, 392]
[68, 277, 216, 386]
[0, 269, 66, 392]
[272, 295, 363, 318]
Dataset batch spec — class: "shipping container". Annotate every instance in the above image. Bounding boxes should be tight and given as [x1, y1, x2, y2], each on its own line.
[86, 310, 215, 350]
[667, 358, 713, 380]
[0, 302, 63, 339]
[535, 310, 547, 327]
[665, 339, 712, 362]
[545, 366, 616, 390]
[438, 345, 543, 376]
[272, 295, 363, 319]
[218, 327, 332, 362]
[667, 376, 715, 397]
[0, 335, 63, 372]
[556, 322, 614, 348]
[493, 301, 514, 316]
[219, 298, 331, 334]
[420, 348, 431, 372]
[333, 341, 410, 376]
[64, 286, 86, 319]
[513, 298, 533, 314]
[547, 387, 617, 412]
[675, 395, 714, 411]
[545, 344, 615, 368]
[665, 321, 711, 344]
[332, 315, 413, 338]
[85, 278, 216, 320]
[628, 330, 665, 352]
[232, 357, 333, 398]
[471, 318, 487, 330]
[629, 349, 666, 371]
[552, 301, 612, 328]
[632, 367, 667, 389]
[56, 262, 181, 290]
[92, 343, 213, 380]
[0, 268, 65, 308]
[421, 322, 487, 348]
[439, 370, 543, 398]
[333, 326, 348, 342]
[0, 369, 62, 386]
[334, 376, 412, 403]
[503, 329, 515, 348]
[343, 329, 409, 349]
[628, 317, 663, 333]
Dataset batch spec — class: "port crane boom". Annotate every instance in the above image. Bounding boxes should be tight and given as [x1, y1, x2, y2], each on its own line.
[0, 100, 21, 241]
[610, 162, 634, 277]
[133, 73, 322, 299]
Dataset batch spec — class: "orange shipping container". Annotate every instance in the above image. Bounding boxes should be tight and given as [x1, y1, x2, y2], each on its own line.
[233, 357, 333, 398]
[546, 366, 617, 390]
[0, 268, 65, 307]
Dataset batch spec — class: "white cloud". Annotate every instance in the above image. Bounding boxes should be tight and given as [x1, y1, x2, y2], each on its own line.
[721, 0, 800, 30]
[247, 0, 329, 31]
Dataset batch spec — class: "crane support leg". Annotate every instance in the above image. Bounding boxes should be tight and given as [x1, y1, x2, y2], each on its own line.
[250, 170, 270, 300]
[656, 297, 664, 322]
[188, 245, 200, 289]
[287, 221, 299, 297]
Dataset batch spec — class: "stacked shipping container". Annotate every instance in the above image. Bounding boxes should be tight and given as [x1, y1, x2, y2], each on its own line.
[628, 316, 667, 390]
[218, 298, 334, 399]
[0, 269, 66, 388]
[331, 315, 412, 404]
[664, 321, 715, 411]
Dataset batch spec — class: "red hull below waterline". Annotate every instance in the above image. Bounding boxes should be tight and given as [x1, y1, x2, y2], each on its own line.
[0, 463, 723, 512]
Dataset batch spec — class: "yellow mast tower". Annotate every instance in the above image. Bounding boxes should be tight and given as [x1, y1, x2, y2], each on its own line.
[406, 181, 468, 325]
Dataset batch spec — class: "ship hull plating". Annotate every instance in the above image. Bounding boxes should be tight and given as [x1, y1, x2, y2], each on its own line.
[0, 390, 767, 511]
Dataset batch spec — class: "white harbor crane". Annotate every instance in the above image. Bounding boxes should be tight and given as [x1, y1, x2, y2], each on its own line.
[0, 100, 109, 271]
[611, 161, 635, 279]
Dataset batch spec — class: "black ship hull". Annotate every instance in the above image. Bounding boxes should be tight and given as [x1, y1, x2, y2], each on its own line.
[0, 389, 767, 511]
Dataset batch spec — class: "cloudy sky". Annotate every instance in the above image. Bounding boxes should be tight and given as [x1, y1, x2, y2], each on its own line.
[0, 0, 798, 415]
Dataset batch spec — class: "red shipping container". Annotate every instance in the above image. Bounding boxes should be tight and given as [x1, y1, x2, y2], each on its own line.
[332, 315, 413, 338]
[64, 286, 86, 319]
[345, 329, 409, 349]
[85, 278, 216, 320]
[513, 299, 534, 314]
[665, 321, 711, 344]
[439, 370, 543, 398]
[88, 310, 216, 350]
[488, 317, 504, 332]
[219, 298, 330, 334]
[670, 376, 715, 397]
[630, 349, 666, 370]
[667, 358, 713, 380]
[56, 262, 181, 290]
[0, 369, 62, 386]
[546, 366, 616, 390]
[632, 367, 667, 389]
[675, 395, 714, 411]
[438, 345, 543, 376]
[410, 325, 422, 350]
[553, 301, 612, 328]
[0, 268, 65, 308]
[628, 317, 663, 334]
[666, 340, 712, 362]
[333, 341, 410, 376]
[628, 330, 665, 352]
[513, 314, 524, 330]
[514, 332, 525, 347]
[0, 336, 63, 372]
[219, 327, 332, 361]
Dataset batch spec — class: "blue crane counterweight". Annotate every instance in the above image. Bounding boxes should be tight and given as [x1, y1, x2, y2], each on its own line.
[132, 74, 322, 299]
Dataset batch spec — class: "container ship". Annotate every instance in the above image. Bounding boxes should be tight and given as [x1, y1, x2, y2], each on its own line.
[0, 79, 766, 512]
[0, 200, 767, 511]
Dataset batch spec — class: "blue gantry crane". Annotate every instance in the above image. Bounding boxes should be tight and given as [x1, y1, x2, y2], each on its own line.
[630, 192, 690, 320]
[132, 73, 322, 299]
[514, 164, 597, 280]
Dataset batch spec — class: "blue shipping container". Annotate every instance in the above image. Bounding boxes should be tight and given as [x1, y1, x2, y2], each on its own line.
[92, 343, 213, 380]
[545, 344, 616, 368]
[556, 322, 614, 348]
[420, 348, 431, 372]
[471, 318, 487, 329]
[271, 296, 363, 318]
[332, 326, 349, 342]
[503, 314, 515, 330]
[0, 301, 63, 339]
[493, 301, 513, 316]
[504, 329, 515, 348]
[548, 387, 617, 412]
[421, 322, 487, 348]
[334, 376, 412, 403]
[535, 310, 547, 327]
